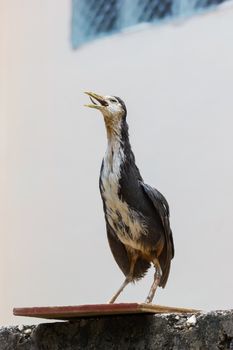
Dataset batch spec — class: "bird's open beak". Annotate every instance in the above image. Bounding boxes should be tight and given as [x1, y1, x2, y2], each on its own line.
[84, 91, 108, 109]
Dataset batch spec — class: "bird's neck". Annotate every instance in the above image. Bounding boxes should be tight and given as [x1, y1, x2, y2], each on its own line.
[104, 120, 134, 172]
[105, 119, 132, 161]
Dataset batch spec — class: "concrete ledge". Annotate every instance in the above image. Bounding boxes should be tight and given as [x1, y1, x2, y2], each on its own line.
[0, 310, 233, 350]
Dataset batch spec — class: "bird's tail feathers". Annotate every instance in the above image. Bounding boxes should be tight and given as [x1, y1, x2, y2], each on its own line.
[159, 244, 173, 288]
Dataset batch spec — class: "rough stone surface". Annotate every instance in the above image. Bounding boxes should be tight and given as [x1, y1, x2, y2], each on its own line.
[0, 311, 233, 350]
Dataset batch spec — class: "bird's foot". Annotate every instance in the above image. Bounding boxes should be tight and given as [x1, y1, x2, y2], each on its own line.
[144, 296, 153, 304]
[144, 292, 154, 304]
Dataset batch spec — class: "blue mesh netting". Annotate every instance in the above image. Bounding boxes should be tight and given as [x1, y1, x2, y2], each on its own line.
[72, 0, 228, 48]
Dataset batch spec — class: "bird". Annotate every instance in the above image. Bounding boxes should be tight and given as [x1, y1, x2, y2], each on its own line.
[85, 91, 174, 304]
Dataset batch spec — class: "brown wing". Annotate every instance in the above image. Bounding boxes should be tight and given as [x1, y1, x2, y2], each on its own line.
[141, 182, 174, 287]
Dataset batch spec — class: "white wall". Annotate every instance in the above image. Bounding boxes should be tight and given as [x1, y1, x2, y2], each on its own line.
[1, 0, 233, 325]
[0, 0, 7, 321]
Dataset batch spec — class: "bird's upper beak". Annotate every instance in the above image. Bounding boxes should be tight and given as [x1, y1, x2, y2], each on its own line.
[84, 91, 108, 109]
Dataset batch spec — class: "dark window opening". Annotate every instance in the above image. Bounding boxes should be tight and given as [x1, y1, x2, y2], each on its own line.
[72, 0, 230, 48]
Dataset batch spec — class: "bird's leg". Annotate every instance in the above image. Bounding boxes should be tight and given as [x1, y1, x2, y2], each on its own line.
[145, 259, 162, 304]
[108, 278, 131, 304]
[108, 254, 137, 304]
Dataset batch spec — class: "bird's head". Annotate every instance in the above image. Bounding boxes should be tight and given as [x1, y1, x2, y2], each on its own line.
[85, 91, 127, 136]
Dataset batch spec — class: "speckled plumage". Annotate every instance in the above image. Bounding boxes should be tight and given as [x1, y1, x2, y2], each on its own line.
[85, 92, 174, 303]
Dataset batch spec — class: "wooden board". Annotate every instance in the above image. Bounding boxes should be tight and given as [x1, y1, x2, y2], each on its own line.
[13, 303, 200, 320]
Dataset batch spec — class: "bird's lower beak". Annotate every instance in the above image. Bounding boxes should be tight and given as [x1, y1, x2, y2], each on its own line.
[84, 91, 108, 109]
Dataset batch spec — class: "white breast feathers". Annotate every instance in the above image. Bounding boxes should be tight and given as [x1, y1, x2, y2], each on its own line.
[100, 140, 147, 249]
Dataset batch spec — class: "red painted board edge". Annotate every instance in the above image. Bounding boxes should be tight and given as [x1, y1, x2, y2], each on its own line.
[13, 303, 142, 319]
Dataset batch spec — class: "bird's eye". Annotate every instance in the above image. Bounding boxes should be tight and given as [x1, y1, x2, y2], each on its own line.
[109, 98, 117, 103]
